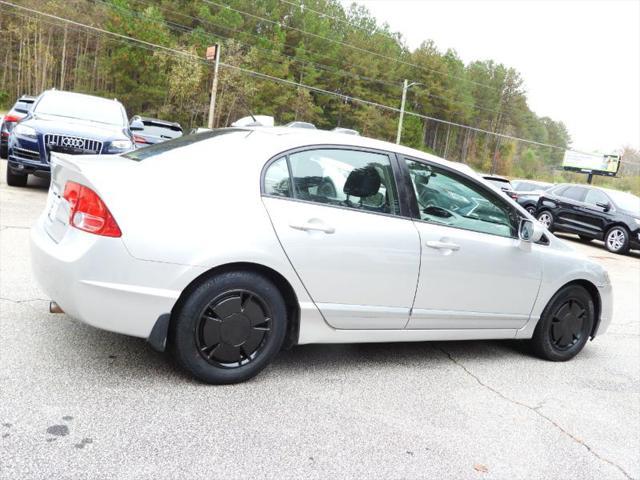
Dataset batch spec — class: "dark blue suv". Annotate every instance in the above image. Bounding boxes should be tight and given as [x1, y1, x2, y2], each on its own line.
[7, 90, 135, 187]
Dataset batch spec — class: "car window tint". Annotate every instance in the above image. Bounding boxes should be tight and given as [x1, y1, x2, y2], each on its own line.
[562, 186, 587, 201]
[287, 149, 399, 215]
[264, 157, 291, 197]
[585, 189, 610, 207]
[405, 160, 517, 238]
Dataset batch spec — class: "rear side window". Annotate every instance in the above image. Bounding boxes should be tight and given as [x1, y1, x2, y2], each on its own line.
[562, 186, 587, 201]
[264, 158, 291, 197]
[549, 185, 568, 196]
[263, 148, 400, 216]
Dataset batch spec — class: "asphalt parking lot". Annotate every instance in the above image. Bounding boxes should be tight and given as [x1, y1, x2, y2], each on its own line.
[1, 161, 638, 480]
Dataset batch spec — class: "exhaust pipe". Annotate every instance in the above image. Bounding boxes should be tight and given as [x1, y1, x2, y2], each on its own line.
[49, 301, 64, 314]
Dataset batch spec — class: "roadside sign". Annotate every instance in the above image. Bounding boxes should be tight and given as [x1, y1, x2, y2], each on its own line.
[562, 150, 620, 177]
[206, 45, 218, 62]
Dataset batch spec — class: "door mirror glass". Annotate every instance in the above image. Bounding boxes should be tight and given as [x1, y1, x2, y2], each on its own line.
[519, 218, 544, 242]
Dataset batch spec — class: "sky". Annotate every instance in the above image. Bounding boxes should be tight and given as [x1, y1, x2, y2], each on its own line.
[344, 0, 640, 153]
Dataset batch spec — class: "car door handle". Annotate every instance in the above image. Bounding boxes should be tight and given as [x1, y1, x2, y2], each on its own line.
[289, 221, 335, 234]
[425, 240, 460, 251]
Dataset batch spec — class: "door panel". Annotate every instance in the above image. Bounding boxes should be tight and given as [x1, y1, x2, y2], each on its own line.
[263, 197, 420, 329]
[401, 157, 542, 330]
[408, 222, 541, 329]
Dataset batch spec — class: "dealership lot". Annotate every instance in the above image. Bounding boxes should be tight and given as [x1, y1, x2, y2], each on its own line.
[0, 162, 638, 479]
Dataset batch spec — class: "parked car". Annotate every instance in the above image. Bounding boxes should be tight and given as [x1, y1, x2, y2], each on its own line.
[511, 179, 554, 215]
[537, 184, 640, 254]
[481, 174, 519, 201]
[31, 127, 612, 384]
[1, 94, 36, 159]
[7, 89, 134, 187]
[129, 115, 182, 147]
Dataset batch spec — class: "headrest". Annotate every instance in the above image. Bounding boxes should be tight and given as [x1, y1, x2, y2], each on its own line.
[343, 166, 381, 198]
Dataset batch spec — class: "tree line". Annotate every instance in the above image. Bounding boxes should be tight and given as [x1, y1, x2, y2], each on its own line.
[2, 0, 635, 192]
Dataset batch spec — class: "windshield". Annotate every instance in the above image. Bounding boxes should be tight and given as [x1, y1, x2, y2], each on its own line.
[34, 93, 126, 126]
[605, 189, 640, 213]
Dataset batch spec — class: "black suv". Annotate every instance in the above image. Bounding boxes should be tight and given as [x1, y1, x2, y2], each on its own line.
[536, 184, 640, 254]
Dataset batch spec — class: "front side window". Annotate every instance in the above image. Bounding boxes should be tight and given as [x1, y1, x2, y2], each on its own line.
[279, 149, 399, 215]
[584, 189, 610, 207]
[405, 159, 517, 237]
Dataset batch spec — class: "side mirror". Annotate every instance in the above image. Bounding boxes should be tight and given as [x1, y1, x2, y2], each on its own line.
[519, 218, 544, 243]
[596, 201, 611, 212]
[130, 118, 144, 131]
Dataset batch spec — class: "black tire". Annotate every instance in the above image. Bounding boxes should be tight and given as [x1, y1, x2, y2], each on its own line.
[604, 225, 630, 255]
[536, 210, 554, 230]
[525, 205, 537, 216]
[578, 235, 593, 243]
[6, 167, 28, 187]
[0, 144, 7, 160]
[530, 285, 594, 361]
[171, 271, 288, 384]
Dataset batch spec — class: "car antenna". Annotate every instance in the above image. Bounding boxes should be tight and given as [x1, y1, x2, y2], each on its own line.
[236, 96, 256, 123]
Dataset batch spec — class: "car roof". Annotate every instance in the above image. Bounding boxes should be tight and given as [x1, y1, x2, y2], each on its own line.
[241, 126, 477, 177]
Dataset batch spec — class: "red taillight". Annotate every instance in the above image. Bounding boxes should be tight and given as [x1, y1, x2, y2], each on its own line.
[133, 134, 149, 144]
[63, 181, 121, 237]
[3, 114, 22, 123]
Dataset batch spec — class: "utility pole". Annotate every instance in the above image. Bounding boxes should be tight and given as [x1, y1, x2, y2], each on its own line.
[396, 79, 423, 145]
[396, 79, 408, 144]
[206, 44, 221, 129]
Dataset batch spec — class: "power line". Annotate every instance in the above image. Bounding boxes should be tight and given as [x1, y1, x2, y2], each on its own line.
[114, 0, 500, 113]
[278, 0, 399, 42]
[204, 0, 500, 91]
[0, 1, 570, 153]
[123, 0, 402, 89]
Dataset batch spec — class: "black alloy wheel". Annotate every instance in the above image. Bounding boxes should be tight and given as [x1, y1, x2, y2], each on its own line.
[195, 290, 272, 367]
[530, 284, 594, 361]
[172, 271, 288, 384]
[549, 299, 586, 351]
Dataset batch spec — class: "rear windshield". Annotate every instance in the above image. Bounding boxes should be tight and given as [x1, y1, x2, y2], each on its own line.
[485, 178, 511, 189]
[13, 100, 34, 114]
[123, 128, 249, 161]
[141, 124, 183, 139]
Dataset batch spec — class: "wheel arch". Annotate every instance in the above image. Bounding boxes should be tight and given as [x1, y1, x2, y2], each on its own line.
[169, 262, 301, 349]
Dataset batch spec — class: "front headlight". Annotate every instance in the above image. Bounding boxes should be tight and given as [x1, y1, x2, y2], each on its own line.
[108, 139, 133, 152]
[13, 124, 37, 140]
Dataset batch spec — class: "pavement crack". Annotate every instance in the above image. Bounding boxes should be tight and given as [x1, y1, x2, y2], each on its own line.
[0, 225, 31, 231]
[0, 297, 49, 304]
[437, 346, 634, 480]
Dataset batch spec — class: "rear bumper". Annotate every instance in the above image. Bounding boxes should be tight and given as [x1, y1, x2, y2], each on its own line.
[30, 215, 204, 339]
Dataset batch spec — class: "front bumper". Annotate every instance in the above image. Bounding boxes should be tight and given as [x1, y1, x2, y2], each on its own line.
[594, 282, 613, 337]
[8, 135, 50, 174]
[30, 215, 204, 339]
